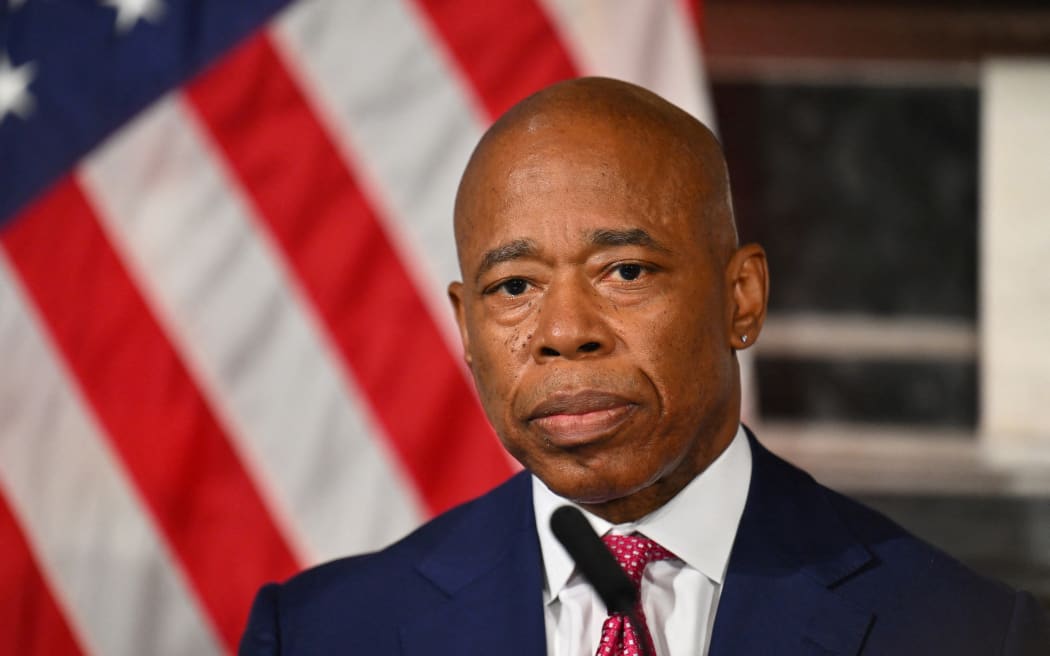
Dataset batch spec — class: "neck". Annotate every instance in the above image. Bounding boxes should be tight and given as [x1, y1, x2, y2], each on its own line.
[579, 419, 738, 525]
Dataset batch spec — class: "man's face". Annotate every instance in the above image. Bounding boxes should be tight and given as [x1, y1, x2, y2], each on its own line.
[450, 118, 740, 518]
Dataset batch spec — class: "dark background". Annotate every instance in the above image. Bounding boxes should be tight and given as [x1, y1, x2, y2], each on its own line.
[704, 0, 1050, 606]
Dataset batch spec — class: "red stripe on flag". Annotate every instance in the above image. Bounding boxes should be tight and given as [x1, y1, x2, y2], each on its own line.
[1, 179, 300, 650]
[0, 491, 83, 656]
[411, 0, 578, 118]
[184, 35, 514, 515]
[682, 0, 704, 45]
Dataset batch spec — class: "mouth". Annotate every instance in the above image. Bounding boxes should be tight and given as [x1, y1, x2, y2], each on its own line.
[527, 390, 638, 446]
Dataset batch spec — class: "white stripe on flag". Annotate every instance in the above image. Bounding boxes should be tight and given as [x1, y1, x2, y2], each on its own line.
[0, 253, 224, 656]
[539, 0, 717, 128]
[78, 96, 425, 564]
[271, 0, 488, 345]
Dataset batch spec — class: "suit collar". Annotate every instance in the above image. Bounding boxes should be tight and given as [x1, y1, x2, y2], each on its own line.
[399, 471, 547, 656]
[711, 428, 875, 655]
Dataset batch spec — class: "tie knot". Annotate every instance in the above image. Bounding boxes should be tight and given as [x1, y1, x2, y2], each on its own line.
[601, 533, 675, 589]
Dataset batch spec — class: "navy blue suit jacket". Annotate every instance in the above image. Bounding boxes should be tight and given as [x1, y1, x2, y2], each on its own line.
[239, 431, 1049, 654]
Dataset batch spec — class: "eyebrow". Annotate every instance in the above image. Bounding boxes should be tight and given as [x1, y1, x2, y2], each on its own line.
[590, 228, 671, 253]
[473, 229, 670, 283]
[476, 238, 538, 282]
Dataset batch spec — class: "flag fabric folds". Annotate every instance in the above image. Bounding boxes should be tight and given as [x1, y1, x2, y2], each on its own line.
[0, 1, 712, 653]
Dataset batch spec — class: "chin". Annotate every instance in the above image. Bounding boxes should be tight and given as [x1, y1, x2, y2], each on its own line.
[537, 461, 653, 506]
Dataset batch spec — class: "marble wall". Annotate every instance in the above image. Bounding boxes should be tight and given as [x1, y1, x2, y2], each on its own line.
[713, 80, 980, 428]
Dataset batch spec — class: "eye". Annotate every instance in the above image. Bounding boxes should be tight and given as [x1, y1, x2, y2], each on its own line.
[610, 263, 644, 281]
[491, 278, 529, 296]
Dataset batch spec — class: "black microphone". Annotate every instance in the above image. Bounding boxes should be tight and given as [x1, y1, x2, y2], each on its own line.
[550, 506, 653, 656]
[550, 505, 636, 613]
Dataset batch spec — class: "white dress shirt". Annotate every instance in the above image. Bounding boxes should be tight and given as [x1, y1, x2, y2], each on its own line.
[533, 425, 752, 656]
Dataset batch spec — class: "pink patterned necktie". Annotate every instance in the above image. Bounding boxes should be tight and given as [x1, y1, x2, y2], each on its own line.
[595, 533, 676, 656]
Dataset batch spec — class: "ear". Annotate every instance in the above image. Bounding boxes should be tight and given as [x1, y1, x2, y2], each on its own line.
[447, 281, 473, 367]
[724, 243, 769, 350]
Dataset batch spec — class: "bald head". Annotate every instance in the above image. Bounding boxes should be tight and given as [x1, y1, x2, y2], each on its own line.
[454, 77, 737, 267]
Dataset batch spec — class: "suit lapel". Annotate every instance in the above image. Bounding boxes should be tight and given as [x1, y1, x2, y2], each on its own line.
[399, 472, 547, 656]
[711, 430, 876, 655]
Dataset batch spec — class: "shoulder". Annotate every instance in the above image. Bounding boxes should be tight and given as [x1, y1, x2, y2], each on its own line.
[239, 471, 533, 655]
[284, 468, 530, 609]
[824, 482, 1009, 598]
[748, 435, 1048, 651]
[827, 485, 1049, 652]
[747, 431, 1005, 593]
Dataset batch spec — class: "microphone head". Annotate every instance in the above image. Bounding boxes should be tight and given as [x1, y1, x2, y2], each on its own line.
[550, 505, 637, 614]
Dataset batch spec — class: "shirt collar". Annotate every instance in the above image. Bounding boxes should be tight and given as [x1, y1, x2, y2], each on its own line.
[533, 424, 752, 604]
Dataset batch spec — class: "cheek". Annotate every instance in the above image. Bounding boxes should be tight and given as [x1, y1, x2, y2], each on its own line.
[633, 301, 726, 399]
[468, 301, 535, 361]
[504, 325, 534, 358]
[470, 330, 531, 384]
[466, 323, 533, 421]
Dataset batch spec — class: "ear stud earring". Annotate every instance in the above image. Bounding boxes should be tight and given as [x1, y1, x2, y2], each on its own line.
[741, 335, 748, 344]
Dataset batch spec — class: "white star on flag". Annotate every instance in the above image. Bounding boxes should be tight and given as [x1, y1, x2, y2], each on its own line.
[0, 55, 36, 124]
[99, 0, 165, 33]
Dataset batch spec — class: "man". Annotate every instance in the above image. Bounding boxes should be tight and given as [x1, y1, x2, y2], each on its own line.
[239, 77, 1049, 655]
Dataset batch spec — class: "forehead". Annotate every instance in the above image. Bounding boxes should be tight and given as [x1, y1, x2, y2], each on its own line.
[457, 121, 705, 261]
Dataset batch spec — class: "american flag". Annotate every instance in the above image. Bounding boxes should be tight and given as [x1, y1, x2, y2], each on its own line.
[0, 1, 715, 653]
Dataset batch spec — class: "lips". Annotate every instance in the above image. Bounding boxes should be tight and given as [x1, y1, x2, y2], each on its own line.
[527, 390, 637, 445]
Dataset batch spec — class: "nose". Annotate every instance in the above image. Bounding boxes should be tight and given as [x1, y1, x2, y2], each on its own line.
[531, 275, 615, 361]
